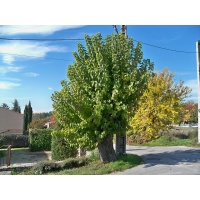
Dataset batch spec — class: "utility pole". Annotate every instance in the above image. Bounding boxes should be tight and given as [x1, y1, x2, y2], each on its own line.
[115, 25, 127, 156]
[196, 41, 200, 143]
[121, 25, 127, 37]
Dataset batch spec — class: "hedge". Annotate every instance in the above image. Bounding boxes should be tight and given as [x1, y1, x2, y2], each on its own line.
[0, 135, 4, 147]
[0, 134, 29, 148]
[51, 130, 78, 161]
[29, 129, 52, 151]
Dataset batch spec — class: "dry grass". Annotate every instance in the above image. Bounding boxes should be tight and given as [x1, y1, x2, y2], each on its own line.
[127, 127, 200, 147]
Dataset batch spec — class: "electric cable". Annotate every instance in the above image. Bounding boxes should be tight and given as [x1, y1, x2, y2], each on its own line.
[0, 37, 197, 53]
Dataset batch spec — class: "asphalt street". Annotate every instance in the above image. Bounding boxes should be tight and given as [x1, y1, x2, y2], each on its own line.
[112, 145, 200, 175]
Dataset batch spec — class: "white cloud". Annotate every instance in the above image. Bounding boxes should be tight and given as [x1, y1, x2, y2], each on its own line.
[0, 81, 21, 89]
[0, 25, 84, 35]
[184, 79, 197, 95]
[183, 79, 198, 102]
[0, 77, 21, 81]
[175, 71, 193, 76]
[24, 72, 39, 77]
[48, 87, 52, 90]
[0, 41, 67, 64]
[2, 55, 15, 65]
[0, 66, 23, 74]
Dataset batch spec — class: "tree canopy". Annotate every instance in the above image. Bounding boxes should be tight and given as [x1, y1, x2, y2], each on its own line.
[12, 99, 21, 113]
[128, 68, 191, 142]
[51, 33, 154, 162]
[1, 103, 9, 109]
[23, 101, 33, 133]
[179, 100, 198, 124]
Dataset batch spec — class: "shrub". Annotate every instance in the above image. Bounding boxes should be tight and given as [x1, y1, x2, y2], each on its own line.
[29, 129, 52, 151]
[188, 130, 199, 145]
[51, 130, 78, 161]
[87, 148, 100, 162]
[32, 157, 87, 174]
[160, 127, 198, 140]
[29, 119, 48, 129]
[0, 135, 4, 147]
[0, 151, 4, 159]
[126, 133, 153, 145]
[0, 134, 29, 148]
[0, 136, 5, 159]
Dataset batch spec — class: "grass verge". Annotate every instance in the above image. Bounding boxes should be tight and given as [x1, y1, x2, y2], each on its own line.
[146, 135, 191, 146]
[127, 127, 200, 147]
[11, 153, 142, 175]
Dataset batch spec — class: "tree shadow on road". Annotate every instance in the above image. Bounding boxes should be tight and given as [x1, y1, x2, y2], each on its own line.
[140, 149, 200, 168]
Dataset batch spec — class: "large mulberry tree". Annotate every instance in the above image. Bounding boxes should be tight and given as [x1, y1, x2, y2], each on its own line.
[52, 33, 154, 163]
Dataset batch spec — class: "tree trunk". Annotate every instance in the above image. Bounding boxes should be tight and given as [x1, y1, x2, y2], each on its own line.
[97, 134, 117, 163]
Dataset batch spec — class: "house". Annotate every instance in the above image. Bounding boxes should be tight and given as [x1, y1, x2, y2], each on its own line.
[44, 115, 56, 128]
[0, 107, 24, 135]
[44, 120, 56, 128]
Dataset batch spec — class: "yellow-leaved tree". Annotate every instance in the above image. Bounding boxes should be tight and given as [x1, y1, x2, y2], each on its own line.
[128, 68, 191, 143]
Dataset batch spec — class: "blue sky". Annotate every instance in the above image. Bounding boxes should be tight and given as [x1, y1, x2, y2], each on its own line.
[1, 0, 199, 197]
[0, 25, 199, 113]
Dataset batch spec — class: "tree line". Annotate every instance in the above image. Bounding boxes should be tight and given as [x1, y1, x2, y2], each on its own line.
[1, 99, 21, 113]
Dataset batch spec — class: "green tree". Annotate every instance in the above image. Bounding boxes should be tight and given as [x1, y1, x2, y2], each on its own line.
[1, 103, 10, 109]
[29, 118, 47, 129]
[32, 112, 52, 120]
[23, 105, 28, 134]
[28, 101, 33, 124]
[51, 33, 154, 163]
[128, 68, 191, 142]
[12, 99, 21, 113]
[191, 108, 198, 123]
[23, 101, 33, 133]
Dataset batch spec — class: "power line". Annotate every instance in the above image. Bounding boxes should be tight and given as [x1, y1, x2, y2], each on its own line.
[112, 25, 118, 34]
[0, 36, 196, 54]
[134, 39, 197, 54]
[0, 37, 84, 41]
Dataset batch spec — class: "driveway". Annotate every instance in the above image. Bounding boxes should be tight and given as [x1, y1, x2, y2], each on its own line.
[0, 148, 51, 169]
[113, 145, 200, 175]
[0, 148, 51, 175]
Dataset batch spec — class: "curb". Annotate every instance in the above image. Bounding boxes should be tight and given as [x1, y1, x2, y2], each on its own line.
[0, 163, 37, 172]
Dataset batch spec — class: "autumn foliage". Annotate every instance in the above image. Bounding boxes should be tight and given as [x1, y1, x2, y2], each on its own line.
[179, 100, 198, 124]
[128, 68, 191, 143]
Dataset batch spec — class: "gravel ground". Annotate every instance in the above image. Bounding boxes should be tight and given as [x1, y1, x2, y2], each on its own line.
[0, 148, 51, 174]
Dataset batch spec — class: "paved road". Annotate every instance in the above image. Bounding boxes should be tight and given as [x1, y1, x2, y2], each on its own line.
[113, 145, 200, 175]
[1, 146, 200, 175]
